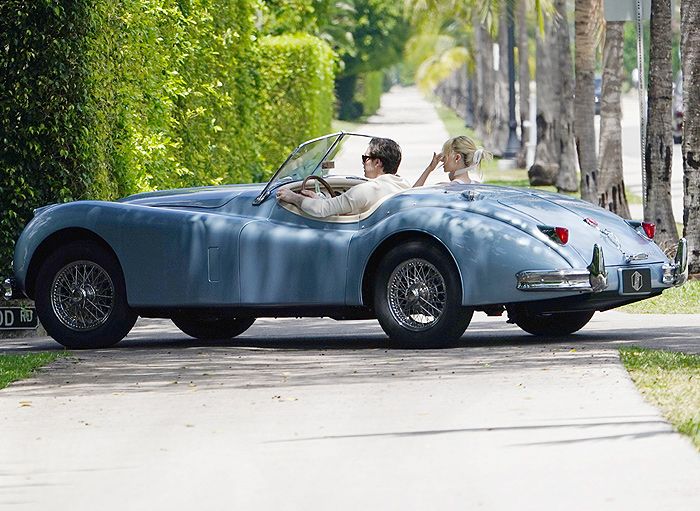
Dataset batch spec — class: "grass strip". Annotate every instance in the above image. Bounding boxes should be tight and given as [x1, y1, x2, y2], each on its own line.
[620, 280, 700, 314]
[620, 347, 700, 450]
[0, 352, 67, 390]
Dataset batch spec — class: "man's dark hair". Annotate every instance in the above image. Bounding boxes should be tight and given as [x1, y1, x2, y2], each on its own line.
[368, 137, 402, 174]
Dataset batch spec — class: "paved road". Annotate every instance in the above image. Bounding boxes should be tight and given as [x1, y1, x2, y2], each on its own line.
[2, 312, 700, 510]
[1, 88, 698, 510]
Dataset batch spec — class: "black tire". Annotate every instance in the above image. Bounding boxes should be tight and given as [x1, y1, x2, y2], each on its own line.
[509, 307, 594, 336]
[373, 241, 473, 348]
[172, 316, 255, 340]
[673, 134, 682, 145]
[35, 241, 137, 349]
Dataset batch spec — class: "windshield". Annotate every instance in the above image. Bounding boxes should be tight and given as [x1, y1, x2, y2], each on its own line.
[254, 132, 374, 204]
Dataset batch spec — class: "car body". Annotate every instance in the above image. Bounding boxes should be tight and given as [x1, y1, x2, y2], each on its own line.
[3, 133, 689, 348]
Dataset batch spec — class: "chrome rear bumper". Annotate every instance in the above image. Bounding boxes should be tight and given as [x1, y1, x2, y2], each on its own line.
[517, 244, 608, 293]
[662, 238, 688, 286]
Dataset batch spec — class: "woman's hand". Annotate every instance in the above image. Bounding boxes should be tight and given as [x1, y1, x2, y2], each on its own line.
[427, 152, 444, 171]
[413, 152, 444, 187]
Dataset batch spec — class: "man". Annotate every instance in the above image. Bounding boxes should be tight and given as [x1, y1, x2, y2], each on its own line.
[276, 137, 410, 217]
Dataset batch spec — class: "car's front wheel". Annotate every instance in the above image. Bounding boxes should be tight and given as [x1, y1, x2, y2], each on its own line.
[172, 316, 255, 340]
[373, 241, 472, 348]
[35, 241, 137, 349]
[508, 307, 594, 336]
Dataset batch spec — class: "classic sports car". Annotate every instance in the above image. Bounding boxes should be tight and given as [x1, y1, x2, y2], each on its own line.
[3, 133, 688, 349]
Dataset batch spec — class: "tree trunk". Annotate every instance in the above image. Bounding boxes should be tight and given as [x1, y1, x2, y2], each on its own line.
[645, 0, 678, 250]
[475, 20, 497, 152]
[681, 0, 700, 272]
[575, 0, 598, 202]
[493, 11, 511, 155]
[516, 0, 530, 169]
[529, 14, 558, 184]
[555, 0, 578, 192]
[597, 21, 630, 218]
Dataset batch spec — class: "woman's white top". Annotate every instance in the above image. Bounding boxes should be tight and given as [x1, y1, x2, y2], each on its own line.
[300, 174, 410, 217]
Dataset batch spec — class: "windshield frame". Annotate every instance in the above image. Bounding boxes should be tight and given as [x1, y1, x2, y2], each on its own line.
[253, 132, 375, 205]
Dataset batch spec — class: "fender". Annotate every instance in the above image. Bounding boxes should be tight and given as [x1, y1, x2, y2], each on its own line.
[346, 206, 587, 306]
[14, 201, 253, 307]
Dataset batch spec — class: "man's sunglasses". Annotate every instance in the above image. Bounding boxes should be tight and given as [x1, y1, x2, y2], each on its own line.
[362, 154, 375, 164]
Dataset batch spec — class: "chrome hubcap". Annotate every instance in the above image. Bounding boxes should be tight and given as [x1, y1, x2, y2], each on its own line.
[387, 258, 446, 331]
[51, 261, 114, 331]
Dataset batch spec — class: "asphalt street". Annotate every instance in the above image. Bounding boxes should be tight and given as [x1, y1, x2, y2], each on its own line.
[1, 87, 698, 510]
[2, 312, 700, 510]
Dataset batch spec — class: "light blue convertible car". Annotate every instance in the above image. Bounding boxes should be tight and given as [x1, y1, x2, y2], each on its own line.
[3, 133, 688, 348]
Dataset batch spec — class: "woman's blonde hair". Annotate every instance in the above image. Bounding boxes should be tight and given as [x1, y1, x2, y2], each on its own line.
[442, 136, 493, 168]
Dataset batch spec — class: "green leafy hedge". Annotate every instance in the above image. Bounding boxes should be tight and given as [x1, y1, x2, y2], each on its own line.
[256, 34, 335, 180]
[0, 1, 335, 276]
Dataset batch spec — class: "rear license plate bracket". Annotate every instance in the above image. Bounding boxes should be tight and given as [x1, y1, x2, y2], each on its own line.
[619, 268, 652, 295]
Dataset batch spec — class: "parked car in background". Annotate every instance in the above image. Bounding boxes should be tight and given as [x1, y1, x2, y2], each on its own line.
[2, 133, 689, 349]
[673, 73, 683, 144]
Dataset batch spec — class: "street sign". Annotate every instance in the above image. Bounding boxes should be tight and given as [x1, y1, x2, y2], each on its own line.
[604, 0, 650, 21]
[0, 307, 39, 330]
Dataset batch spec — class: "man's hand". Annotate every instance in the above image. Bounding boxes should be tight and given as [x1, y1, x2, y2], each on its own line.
[300, 189, 320, 199]
[276, 188, 307, 207]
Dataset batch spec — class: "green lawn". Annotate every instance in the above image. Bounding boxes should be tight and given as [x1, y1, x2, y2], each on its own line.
[0, 352, 67, 390]
[620, 348, 700, 450]
[620, 280, 700, 314]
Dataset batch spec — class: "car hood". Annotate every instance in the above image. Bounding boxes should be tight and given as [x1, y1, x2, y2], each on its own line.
[119, 183, 264, 208]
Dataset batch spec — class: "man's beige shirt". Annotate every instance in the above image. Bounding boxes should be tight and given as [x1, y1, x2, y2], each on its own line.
[300, 174, 410, 218]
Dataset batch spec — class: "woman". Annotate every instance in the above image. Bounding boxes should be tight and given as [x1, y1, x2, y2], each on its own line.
[413, 135, 492, 187]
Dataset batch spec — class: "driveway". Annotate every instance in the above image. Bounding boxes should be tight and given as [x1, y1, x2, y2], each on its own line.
[1, 312, 699, 510]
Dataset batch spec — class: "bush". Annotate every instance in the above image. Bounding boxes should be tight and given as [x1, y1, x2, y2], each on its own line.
[335, 70, 384, 120]
[256, 34, 335, 180]
[358, 71, 384, 117]
[0, 1, 335, 276]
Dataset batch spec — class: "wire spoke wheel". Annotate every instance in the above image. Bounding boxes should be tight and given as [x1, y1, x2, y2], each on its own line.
[50, 260, 115, 331]
[387, 258, 446, 331]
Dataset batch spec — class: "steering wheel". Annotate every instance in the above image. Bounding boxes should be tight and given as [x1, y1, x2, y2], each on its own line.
[302, 175, 336, 197]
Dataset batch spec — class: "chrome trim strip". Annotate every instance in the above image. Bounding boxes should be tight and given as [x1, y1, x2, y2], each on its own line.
[517, 244, 608, 293]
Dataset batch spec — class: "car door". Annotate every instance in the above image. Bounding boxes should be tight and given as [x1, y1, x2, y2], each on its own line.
[238, 203, 358, 305]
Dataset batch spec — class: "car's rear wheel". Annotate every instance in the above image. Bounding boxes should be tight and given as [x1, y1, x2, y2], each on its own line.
[508, 307, 595, 336]
[35, 241, 137, 349]
[373, 241, 472, 348]
[172, 316, 255, 340]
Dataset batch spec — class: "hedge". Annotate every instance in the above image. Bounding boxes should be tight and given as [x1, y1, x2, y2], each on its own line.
[256, 34, 335, 180]
[335, 70, 384, 120]
[0, 1, 335, 276]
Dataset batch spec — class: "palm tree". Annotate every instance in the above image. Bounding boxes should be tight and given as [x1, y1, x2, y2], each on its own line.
[529, 0, 576, 191]
[645, 0, 678, 249]
[681, 0, 700, 273]
[597, 20, 630, 218]
[516, 0, 530, 169]
[574, 0, 597, 203]
[554, 0, 577, 192]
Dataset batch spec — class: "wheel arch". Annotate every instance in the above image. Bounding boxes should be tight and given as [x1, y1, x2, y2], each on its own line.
[25, 228, 121, 299]
[360, 230, 462, 307]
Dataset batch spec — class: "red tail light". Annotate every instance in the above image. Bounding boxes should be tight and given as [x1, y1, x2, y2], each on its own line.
[555, 227, 569, 244]
[538, 226, 569, 245]
[642, 222, 656, 239]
